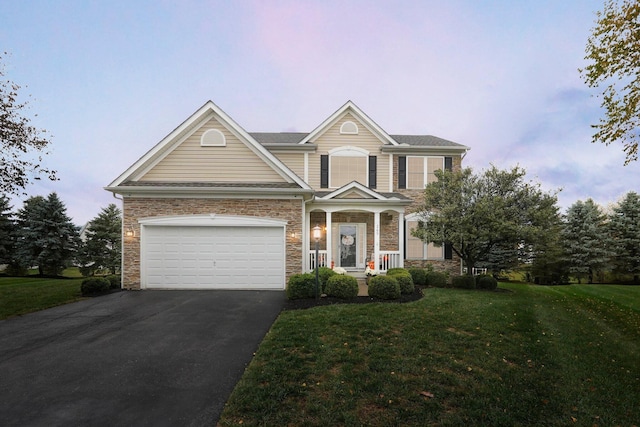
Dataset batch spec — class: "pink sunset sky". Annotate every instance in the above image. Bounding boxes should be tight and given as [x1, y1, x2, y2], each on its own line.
[1, 0, 637, 224]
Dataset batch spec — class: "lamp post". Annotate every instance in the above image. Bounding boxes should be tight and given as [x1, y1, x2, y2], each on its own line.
[313, 224, 321, 298]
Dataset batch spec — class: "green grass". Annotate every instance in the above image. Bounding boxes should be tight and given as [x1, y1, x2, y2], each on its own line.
[0, 276, 85, 319]
[218, 284, 640, 426]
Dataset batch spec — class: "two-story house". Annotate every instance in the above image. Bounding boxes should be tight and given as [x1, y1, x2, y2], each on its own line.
[106, 100, 469, 290]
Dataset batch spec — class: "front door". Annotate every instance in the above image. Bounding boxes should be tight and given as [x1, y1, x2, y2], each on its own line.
[338, 224, 358, 268]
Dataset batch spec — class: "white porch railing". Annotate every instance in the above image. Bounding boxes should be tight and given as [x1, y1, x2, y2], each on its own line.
[378, 251, 401, 272]
[462, 267, 488, 276]
[307, 250, 402, 272]
[309, 250, 328, 269]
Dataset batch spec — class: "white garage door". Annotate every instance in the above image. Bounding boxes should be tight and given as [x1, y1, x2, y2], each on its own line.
[142, 221, 285, 290]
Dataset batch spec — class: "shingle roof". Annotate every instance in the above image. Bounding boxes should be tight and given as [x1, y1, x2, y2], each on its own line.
[250, 132, 464, 147]
[314, 191, 410, 200]
[389, 135, 465, 147]
[250, 132, 307, 144]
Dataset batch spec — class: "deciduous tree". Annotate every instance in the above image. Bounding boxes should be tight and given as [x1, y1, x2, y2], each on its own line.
[581, 0, 640, 164]
[1, 52, 57, 195]
[413, 166, 560, 275]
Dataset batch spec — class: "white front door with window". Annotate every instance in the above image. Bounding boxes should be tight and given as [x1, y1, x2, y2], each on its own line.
[335, 223, 366, 270]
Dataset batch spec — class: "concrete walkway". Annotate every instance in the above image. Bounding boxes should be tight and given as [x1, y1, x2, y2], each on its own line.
[0, 290, 286, 427]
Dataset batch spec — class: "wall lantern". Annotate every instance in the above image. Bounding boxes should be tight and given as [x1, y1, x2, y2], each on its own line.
[125, 228, 135, 237]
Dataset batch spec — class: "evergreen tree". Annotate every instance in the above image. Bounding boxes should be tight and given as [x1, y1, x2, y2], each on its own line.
[0, 195, 15, 266]
[562, 199, 610, 284]
[608, 191, 640, 283]
[78, 204, 121, 275]
[15, 193, 80, 276]
[529, 220, 571, 285]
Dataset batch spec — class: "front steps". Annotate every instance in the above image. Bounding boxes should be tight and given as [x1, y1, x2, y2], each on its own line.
[346, 271, 369, 296]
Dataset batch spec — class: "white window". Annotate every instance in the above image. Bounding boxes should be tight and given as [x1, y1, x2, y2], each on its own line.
[329, 146, 368, 188]
[201, 129, 226, 146]
[340, 120, 359, 134]
[406, 216, 444, 260]
[406, 156, 444, 189]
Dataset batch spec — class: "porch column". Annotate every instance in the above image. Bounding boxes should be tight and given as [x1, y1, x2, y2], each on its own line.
[305, 209, 311, 272]
[398, 211, 404, 268]
[374, 211, 380, 270]
[326, 210, 332, 269]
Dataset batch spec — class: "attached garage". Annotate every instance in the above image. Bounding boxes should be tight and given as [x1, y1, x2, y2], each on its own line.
[139, 215, 286, 290]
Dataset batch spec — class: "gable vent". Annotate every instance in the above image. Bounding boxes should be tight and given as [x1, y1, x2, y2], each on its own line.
[340, 121, 358, 135]
[201, 129, 226, 146]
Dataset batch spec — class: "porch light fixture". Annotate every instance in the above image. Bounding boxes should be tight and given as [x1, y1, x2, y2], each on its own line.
[125, 228, 134, 237]
[313, 224, 322, 298]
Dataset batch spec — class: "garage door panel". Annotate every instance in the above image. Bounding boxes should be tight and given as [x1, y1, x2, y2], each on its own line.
[143, 224, 285, 289]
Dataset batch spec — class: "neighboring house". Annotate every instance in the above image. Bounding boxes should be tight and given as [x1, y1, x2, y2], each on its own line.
[106, 100, 469, 290]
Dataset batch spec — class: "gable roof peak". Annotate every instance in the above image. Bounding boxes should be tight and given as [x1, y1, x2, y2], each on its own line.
[298, 100, 398, 146]
[107, 100, 311, 190]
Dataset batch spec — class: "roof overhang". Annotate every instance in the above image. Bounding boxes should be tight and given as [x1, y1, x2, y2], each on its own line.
[105, 183, 314, 200]
[380, 144, 470, 154]
[262, 143, 317, 152]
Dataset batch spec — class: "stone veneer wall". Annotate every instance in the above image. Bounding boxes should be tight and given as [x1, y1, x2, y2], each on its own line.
[122, 197, 303, 290]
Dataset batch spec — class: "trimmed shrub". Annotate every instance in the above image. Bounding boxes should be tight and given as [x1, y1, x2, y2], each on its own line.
[408, 268, 427, 286]
[368, 275, 401, 300]
[325, 275, 359, 299]
[317, 267, 337, 293]
[386, 268, 408, 276]
[106, 275, 121, 289]
[395, 274, 415, 295]
[425, 271, 447, 288]
[452, 275, 476, 289]
[81, 277, 110, 296]
[476, 274, 498, 290]
[286, 273, 317, 300]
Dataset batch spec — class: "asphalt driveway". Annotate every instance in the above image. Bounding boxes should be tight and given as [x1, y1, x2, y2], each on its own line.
[0, 290, 286, 427]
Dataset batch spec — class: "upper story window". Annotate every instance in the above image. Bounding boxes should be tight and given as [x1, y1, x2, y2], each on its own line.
[340, 121, 359, 134]
[399, 156, 451, 190]
[328, 146, 368, 188]
[201, 129, 226, 146]
[407, 156, 443, 189]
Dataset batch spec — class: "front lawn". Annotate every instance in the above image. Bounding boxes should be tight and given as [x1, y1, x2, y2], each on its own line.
[0, 276, 85, 320]
[218, 284, 640, 426]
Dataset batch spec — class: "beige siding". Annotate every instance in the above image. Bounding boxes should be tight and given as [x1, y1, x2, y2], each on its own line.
[274, 152, 304, 179]
[140, 117, 285, 182]
[307, 113, 390, 190]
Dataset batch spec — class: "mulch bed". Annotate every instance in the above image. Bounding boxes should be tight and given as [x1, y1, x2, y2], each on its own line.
[283, 286, 426, 310]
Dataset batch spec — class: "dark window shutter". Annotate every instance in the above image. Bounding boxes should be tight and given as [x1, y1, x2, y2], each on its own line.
[369, 156, 377, 189]
[320, 155, 328, 188]
[444, 243, 453, 260]
[398, 156, 406, 189]
[444, 157, 453, 171]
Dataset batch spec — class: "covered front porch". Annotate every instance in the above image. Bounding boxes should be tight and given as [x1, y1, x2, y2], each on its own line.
[307, 209, 405, 273]
[303, 183, 412, 273]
